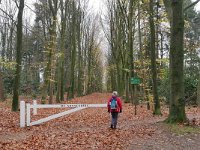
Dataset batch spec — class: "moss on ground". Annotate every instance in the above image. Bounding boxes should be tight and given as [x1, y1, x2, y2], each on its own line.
[167, 124, 200, 135]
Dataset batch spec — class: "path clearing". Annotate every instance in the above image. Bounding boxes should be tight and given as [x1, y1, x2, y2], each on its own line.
[0, 93, 200, 149]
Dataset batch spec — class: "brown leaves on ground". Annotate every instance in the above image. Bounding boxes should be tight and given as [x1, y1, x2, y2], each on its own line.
[0, 93, 200, 150]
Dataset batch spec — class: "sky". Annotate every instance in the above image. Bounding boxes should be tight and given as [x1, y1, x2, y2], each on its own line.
[24, 0, 105, 24]
[23, 0, 200, 25]
[25, 0, 200, 15]
[192, 0, 200, 11]
[25, 0, 104, 12]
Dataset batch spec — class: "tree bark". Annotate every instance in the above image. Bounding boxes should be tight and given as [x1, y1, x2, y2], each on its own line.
[48, 0, 58, 104]
[12, 0, 24, 111]
[41, 0, 58, 104]
[56, 0, 68, 102]
[77, 1, 83, 97]
[166, 0, 187, 123]
[128, 0, 135, 105]
[149, 0, 161, 115]
[197, 75, 200, 106]
[67, 1, 77, 99]
[163, 0, 172, 23]
[0, 71, 5, 101]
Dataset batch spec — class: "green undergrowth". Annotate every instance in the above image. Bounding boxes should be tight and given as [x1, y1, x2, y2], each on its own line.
[167, 124, 200, 135]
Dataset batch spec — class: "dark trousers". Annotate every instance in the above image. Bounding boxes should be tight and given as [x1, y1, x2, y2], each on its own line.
[111, 112, 119, 128]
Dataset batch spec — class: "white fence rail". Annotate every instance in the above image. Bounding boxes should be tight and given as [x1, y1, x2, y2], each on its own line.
[20, 101, 107, 127]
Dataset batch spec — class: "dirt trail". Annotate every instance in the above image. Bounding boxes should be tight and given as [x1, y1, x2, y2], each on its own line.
[0, 93, 200, 150]
[128, 123, 200, 150]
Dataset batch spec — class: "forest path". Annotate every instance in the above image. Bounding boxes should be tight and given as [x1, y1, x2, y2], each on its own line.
[0, 93, 200, 149]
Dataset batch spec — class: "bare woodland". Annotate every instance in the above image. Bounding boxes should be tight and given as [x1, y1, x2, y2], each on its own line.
[0, 0, 200, 149]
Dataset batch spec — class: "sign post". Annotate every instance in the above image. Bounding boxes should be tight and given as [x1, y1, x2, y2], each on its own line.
[131, 77, 141, 85]
[130, 77, 141, 115]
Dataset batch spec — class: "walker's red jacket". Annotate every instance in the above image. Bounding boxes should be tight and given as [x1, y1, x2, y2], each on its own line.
[107, 96, 122, 113]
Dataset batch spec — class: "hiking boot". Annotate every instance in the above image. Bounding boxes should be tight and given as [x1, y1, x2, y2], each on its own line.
[110, 125, 113, 129]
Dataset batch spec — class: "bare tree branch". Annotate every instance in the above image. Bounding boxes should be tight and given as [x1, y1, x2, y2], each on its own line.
[184, 0, 200, 12]
[13, 0, 19, 8]
[0, 7, 17, 25]
[0, 6, 44, 42]
[25, 4, 37, 14]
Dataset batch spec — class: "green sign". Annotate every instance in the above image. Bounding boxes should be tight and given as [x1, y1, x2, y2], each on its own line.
[131, 77, 141, 85]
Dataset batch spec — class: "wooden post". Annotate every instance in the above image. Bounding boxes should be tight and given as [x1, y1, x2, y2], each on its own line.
[134, 85, 137, 115]
[26, 103, 30, 126]
[33, 100, 37, 115]
[20, 101, 25, 127]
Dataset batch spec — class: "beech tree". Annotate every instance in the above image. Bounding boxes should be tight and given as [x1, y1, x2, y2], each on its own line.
[149, 0, 161, 115]
[56, 0, 68, 102]
[12, 0, 24, 111]
[164, 0, 186, 123]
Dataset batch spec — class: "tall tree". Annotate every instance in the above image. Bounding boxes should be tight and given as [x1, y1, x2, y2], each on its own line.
[164, 0, 186, 123]
[128, 0, 135, 105]
[149, 0, 161, 115]
[67, 0, 77, 99]
[12, 0, 24, 111]
[105, 0, 130, 96]
[56, 0, 68, 102]
[40, 0, 58, 104]
[76, 0, 83, 97]
[48, 0, 58, 104]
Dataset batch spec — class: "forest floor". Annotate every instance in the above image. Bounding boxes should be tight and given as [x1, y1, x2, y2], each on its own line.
[0, 93, 200, 150]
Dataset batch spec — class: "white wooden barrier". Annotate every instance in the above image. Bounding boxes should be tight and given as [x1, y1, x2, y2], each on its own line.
[20, 101, 25, 127]
[33, 100, 37, 115]
[20, 101, 107, 127]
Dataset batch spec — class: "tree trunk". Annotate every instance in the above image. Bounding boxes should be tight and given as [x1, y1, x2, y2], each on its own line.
[125, 72, 130, 102]
[48, 0, 58, 104]
[87, 39, 92, 94]
[138, 1, 147, 104]
[1, 23, 6, 62]
[0, 71, 5, 101]
[56, 0, 67, 102]
[197, 75, 200, 106]
[41, 0, 58, 104]
[77, 3, 83, 97]
[12, 0, 24, 111]
[166, 0, 186, 123]
[7, 21, 14, 61]
[67, 1, 76, 99]
[128, 0, 135, 105]
[163, 0, 172, 23]
[149, 0, 161, 115]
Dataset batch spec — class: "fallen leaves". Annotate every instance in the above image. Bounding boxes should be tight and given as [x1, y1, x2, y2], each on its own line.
[0, 93, 200, 149]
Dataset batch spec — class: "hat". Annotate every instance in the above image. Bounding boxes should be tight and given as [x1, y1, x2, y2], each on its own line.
[112, 91, 118, 96]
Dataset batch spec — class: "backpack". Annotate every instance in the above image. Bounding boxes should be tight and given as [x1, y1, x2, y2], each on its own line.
[110, 98, 118, 110]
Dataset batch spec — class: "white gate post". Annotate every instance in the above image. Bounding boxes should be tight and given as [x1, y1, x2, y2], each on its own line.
[20, 101, 25, 127]
[33, 100, 37, 115]
[26, 103, 31, 126]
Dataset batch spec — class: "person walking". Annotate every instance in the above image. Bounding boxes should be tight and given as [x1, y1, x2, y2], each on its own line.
[107, 91, 122, 129]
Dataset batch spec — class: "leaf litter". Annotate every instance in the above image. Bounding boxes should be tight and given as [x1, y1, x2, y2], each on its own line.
[0, 93, 200, 150]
